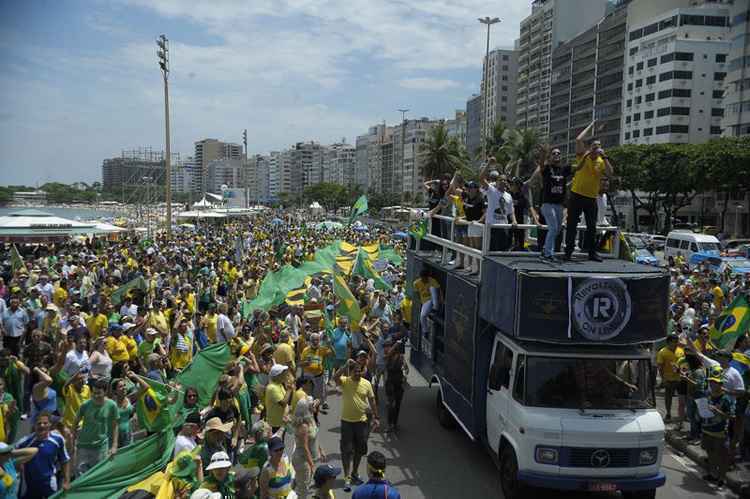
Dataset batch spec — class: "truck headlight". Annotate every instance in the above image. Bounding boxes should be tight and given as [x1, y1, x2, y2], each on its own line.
[535, 446, 559, 464]
[639, 448, 658, 465]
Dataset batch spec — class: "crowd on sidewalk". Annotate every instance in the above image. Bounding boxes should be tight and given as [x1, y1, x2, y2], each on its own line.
[658, 258, 750, 489]
[0, 216, 408, 499]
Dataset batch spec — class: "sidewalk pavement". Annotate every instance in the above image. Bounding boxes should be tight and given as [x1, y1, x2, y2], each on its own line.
[658, 391, 750, 498]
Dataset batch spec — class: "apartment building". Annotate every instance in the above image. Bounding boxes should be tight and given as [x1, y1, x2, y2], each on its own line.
[481, 49, 519, 139]
[516, 0, 609, 135]
[621, 0, 732, 145]
[549, 5, 629, 155]
[194, 139, 242, 193]
[322, 142, 356, 187]
[722, 1, 750, 137]
[391, 118, 440, 196]
[465, 94, 483, 162]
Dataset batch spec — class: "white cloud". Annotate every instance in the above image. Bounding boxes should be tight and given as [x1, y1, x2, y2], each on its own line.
[398, 77, 461, 91]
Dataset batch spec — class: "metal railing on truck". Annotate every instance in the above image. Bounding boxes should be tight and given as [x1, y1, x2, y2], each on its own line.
[414, 214, 622, 277]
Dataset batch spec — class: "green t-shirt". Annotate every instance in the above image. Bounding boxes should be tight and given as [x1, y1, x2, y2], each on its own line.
[117, 400, 134, 437]
[77, 398, 118, 449]
[201, 471, 236, 497]
[138, 338, 161, 362]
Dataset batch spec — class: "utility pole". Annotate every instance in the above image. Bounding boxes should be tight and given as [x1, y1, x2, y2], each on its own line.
[478, 17, 501, 161]
[243, 129, 249, 207]
[157, 34, 172, 239]
[398, 109, 409, 204]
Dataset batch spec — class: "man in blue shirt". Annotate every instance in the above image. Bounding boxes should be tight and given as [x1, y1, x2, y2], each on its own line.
[352, 451, 400, 499]
[15, 412, 71, 498]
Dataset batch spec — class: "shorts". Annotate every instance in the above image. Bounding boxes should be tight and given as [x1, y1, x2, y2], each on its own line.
[454, 225, 468, 239]
[340, 420, 368, 457]
[665, 380, 686, 396]
[467, 223, 483, 238]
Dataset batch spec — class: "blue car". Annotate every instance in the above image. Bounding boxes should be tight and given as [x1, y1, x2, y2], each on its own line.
[635, 248, 659, 266]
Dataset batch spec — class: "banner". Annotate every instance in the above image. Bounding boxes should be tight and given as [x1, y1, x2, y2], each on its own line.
[10, 244, 24, 273]
[348, 195, 368, 224]
[711, 296, 750, 350]
[110, 277, 148, 306]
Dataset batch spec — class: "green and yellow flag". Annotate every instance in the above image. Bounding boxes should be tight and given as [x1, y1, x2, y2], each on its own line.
[10, 244, 24, 273]
[409, 219, 427, 241]
[352, 249, 392, 291]
[135, 377, 175, 433]
[110, 276, 148, 306]
[333, 272, 362, 328]
[711, 296, 750, 350]
[348, 195, 368, 225]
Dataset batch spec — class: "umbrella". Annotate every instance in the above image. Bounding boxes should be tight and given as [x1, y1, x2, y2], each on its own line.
[393, 231, 409, 240]
[316, 221, 343, 230]
[352, 225, 368, 232]
[271, 218, 284, 225]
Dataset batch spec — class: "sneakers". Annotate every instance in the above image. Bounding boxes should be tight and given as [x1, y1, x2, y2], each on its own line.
[344, 477, 352, 492]
[351, 475, 364, 486]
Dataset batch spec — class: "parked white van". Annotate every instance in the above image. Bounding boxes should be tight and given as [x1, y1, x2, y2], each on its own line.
[664, 231, 721, 265]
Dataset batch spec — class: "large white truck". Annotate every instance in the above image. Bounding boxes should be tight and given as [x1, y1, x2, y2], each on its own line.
[407, 240, 668, 498]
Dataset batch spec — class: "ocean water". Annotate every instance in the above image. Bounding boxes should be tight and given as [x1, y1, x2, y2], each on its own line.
[0, 206, 116, 220]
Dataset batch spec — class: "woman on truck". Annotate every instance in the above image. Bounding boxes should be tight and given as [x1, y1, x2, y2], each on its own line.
[413, 269, 441, 338]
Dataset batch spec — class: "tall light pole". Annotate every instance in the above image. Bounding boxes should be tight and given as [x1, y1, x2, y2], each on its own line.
[398, 109, 409, 203]
[243, 129, 249, 207]
[157, 34, 172, 239]
[478, 16, 501, 161]
[735, 203, 744, 237]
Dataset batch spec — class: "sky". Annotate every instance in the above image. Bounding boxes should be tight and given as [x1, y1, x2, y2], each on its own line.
[0, 0, 533, 185]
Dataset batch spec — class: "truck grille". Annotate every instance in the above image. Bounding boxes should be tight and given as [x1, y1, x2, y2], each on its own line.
[566, 447, 633, 468]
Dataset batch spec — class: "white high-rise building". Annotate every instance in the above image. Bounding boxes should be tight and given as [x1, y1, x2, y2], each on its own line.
[622, 0, 732, 145]
[323, 142, 356, 186]
[516, 0, 609, 135]
[722, 0, 750, 137]
[481, 49, 518, 138]
[391, 118, 441, 196]
[206, 158, 243, 193]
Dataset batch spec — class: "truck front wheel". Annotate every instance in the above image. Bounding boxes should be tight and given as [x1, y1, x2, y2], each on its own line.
[623, 490, 656, 499]
[436, 391, 456, 429]
[500, 445, 525, 499]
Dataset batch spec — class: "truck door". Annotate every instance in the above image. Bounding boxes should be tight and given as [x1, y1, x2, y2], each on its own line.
[487, 338, 514, 454]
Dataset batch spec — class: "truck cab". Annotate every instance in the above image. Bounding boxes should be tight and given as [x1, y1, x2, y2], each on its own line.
[408, 217, 668, 498]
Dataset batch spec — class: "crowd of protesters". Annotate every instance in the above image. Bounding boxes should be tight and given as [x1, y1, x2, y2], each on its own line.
[0, 216, 407, 499]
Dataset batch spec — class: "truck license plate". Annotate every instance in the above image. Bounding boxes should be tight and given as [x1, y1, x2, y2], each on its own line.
[588, 483, 617, 492]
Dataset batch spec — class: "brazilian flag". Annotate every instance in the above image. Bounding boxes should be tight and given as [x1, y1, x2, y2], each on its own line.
[348, 195, 368, 225]
[10, 244, 24, 273]
[711, 296, 750, 350]
[352, 249, 392, 291]
[333, 272, 362, 329]
[409, 219, 427, 241]
[136, 377, 176, 433]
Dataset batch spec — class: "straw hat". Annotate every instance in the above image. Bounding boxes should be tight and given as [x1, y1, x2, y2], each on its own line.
[199, 417, 233, 438]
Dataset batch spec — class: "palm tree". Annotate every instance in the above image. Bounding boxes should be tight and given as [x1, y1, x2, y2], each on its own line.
[419, 122, 468, 180]
[483, 121, 510, 165]
[502, 127, 543, 178]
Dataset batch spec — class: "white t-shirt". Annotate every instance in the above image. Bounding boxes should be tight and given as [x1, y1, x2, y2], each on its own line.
[216, 313, 236, 343]
[482, 184, 513, 224]
[63, 349, 90, 376]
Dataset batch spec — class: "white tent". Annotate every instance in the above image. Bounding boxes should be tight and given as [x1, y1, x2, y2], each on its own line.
[192, 197, 215, 209]
[0, 209, 98, 242]
[309, 201, 325, 216]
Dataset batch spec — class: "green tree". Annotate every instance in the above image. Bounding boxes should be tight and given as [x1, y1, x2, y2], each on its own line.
[419, 122, 468, 180]
[483, 121, 510, 166]
[607, 144, 652, 232]
[701, 137, 750, 232]
[502, 128, 542, 178]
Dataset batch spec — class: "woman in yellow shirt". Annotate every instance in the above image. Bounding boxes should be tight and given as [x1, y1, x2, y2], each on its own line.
[202, 306, 219, 344]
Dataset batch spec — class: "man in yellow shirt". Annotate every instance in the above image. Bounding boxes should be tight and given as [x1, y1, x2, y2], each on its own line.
[86, 305, 109, 342]
[413, 269, 441, 338]
[564, 120, 613, 262]
[711, 279, 724, 310]
[656, 333, 685, 422]
[272, 330, 296, 372]
[264, 364, 291, 433]
[335, 359, 378, 491]
[300, 333, 332, 409]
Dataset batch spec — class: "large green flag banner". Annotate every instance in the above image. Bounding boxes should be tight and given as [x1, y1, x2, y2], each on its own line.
[110, 276, 148, 306]
[135, 377, 180, 433]
[352, 248, 392, 291]
[333, 272, 362, 326]
[175, 343, 233, 406]
[10, 244, 24, 273]
[50, 429, 176, 499]
[348, 195, 368, 225]
[711, 295, 750, 350]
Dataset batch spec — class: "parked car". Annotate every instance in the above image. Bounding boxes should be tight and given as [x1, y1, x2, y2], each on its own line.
[718, 257, 750, 276]
[635, 248, 660, 266]
[723, 239, 750, 256]
[648, 235, 666, 250]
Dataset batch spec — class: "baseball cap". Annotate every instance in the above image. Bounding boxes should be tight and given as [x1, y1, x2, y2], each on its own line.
[205, 451, 232, 471]
[190, 489, 222, 499]
[466, 181, 479, 189]
[268, 436, 285, 453]
[269, 364, 289, 378]
[314, 464, 342, 487]
[355, 349, 368, 358]
[488, 170, 500, 179]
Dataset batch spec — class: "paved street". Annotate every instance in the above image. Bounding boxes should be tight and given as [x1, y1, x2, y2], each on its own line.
[310, 357, 737, 499]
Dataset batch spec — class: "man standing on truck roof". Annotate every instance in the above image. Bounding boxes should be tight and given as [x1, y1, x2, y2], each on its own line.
[412, 269, 441, 339]
[564, 120, 613, 262]
[479, 158, 516, 252]
[657, 333, 685, 423]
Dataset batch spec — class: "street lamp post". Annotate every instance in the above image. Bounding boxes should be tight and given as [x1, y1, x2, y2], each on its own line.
[478, 16, 501, 161]
[398, 109, 409, 203]
[157, 34, 172, 239]
[735, 203, 743, 238]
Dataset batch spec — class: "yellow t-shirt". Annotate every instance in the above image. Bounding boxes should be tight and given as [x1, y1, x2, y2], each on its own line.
[53, 287, 68, 308]
[413, 277, 439, 304]
[170, 333, 193, 370]
[148, 311, 169, 334]
[291, 388, 307, 415]
[450, 195, 466, 218]
[203, 314, 218, 343]
[87, 314, 109, 341]
[265, 382, 287, 428]
[273, 343, 296, 371]
[656, 346, 685, 382]
[123, 336, 138, 360]
[712, 286, 724, 310]
[63, 384, 91, 429]
[106, 336, 130, 362]
[0, 403, 8, 443]
[301, 346, 330, 376]
[571, 154, 605, 199]
[340, 376, 374, 423]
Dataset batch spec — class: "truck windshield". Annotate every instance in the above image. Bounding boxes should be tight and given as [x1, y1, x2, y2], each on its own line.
[524, 357, 653, 411]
